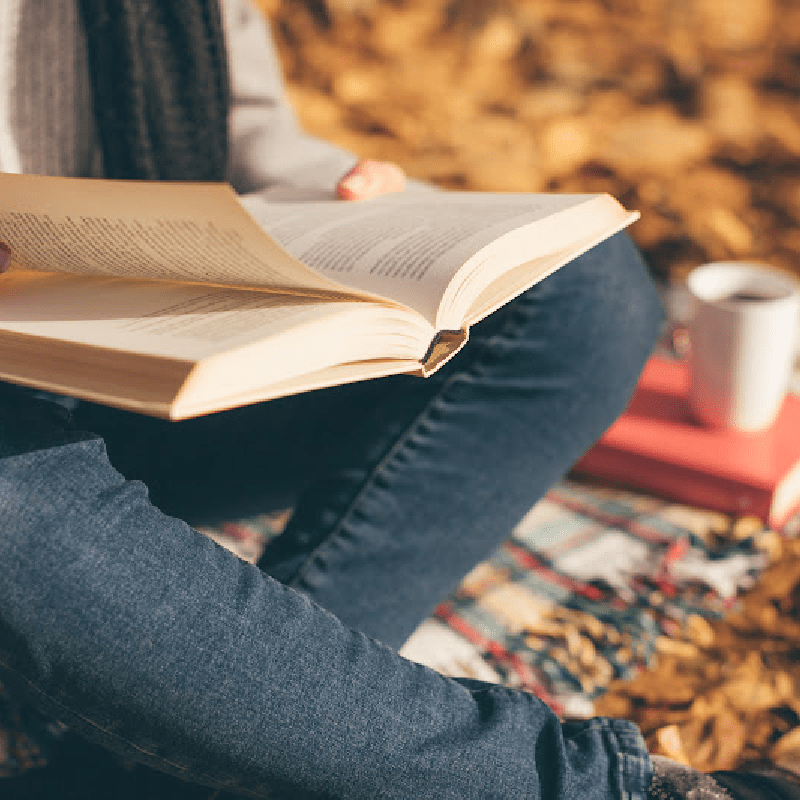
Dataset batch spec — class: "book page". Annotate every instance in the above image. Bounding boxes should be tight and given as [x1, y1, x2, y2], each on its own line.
[0, 173, 346, 294]
[0, 270, 432, 368]
[0, 175, 630, 329]
[240, 191, 602, 324]
[447, 200, 639, 329]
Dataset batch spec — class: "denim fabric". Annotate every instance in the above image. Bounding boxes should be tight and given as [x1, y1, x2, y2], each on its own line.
[0, 233, 660, 798]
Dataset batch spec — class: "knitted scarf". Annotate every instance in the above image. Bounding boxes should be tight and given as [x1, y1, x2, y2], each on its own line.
[77, 0, 229, 182]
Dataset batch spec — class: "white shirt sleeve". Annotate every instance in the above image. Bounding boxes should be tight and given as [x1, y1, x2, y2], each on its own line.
[220, 0, 358, 194]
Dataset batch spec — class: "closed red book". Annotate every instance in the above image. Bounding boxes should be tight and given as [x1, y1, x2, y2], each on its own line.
[574, 355, 800, 529]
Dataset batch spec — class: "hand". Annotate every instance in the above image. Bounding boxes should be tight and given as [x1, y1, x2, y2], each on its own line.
[335, 159, 406, 201]
[0, 242, 10, 273]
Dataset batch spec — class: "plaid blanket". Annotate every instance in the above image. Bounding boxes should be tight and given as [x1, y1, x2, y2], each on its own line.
[405, 479, 770, 717]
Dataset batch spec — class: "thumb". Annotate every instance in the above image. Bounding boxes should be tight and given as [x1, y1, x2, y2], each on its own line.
[336, 159, 406, 201]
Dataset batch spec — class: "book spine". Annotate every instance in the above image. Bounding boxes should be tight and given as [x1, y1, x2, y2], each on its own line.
[574, 447, 773, 522]
[418, 329, 469, 377]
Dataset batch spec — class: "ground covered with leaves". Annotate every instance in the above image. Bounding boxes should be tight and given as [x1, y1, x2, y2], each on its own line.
[264, 0, 800, 285]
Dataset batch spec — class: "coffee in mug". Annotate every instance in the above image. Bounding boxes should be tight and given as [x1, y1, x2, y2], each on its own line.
[686, 261, 800, 432]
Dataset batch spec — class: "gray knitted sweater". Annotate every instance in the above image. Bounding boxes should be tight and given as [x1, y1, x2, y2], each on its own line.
[0, 0, 355, 191]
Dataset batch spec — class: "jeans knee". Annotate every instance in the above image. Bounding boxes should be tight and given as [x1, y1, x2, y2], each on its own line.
[568, 233, 662, 378]
[501, 232, 662, 436]
[610, 234, 663, 350]
[0, 438, 129, 608]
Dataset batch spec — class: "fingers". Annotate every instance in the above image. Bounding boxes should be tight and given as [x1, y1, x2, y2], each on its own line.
[336, 159, 406, 201]
[0, 243, 10, 273]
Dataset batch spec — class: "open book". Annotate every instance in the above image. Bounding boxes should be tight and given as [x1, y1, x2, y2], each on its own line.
[0, 174, 637, 419]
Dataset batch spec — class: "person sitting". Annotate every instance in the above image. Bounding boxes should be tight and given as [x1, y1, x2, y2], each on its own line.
[1, 1, 798, 797]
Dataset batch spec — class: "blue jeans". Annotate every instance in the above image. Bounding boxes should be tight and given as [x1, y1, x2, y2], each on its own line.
[0, 233, 660, 798]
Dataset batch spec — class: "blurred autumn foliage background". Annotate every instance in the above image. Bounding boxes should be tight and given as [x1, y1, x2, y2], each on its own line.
[249, 0, 800, 773]
[255, 0, 800, 285]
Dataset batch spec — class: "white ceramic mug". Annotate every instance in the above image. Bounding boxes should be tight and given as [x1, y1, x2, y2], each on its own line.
[686, 261, 800, 432]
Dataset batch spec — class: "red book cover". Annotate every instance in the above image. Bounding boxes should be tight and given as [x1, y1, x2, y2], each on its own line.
[574, 356, 800, 529]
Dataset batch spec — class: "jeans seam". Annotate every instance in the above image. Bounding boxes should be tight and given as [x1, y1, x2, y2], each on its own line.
[562, 719, 651, 800]
[289, 369, 461, 591]
[0, 654, 263, 796]
[288, 300, 534, 592]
